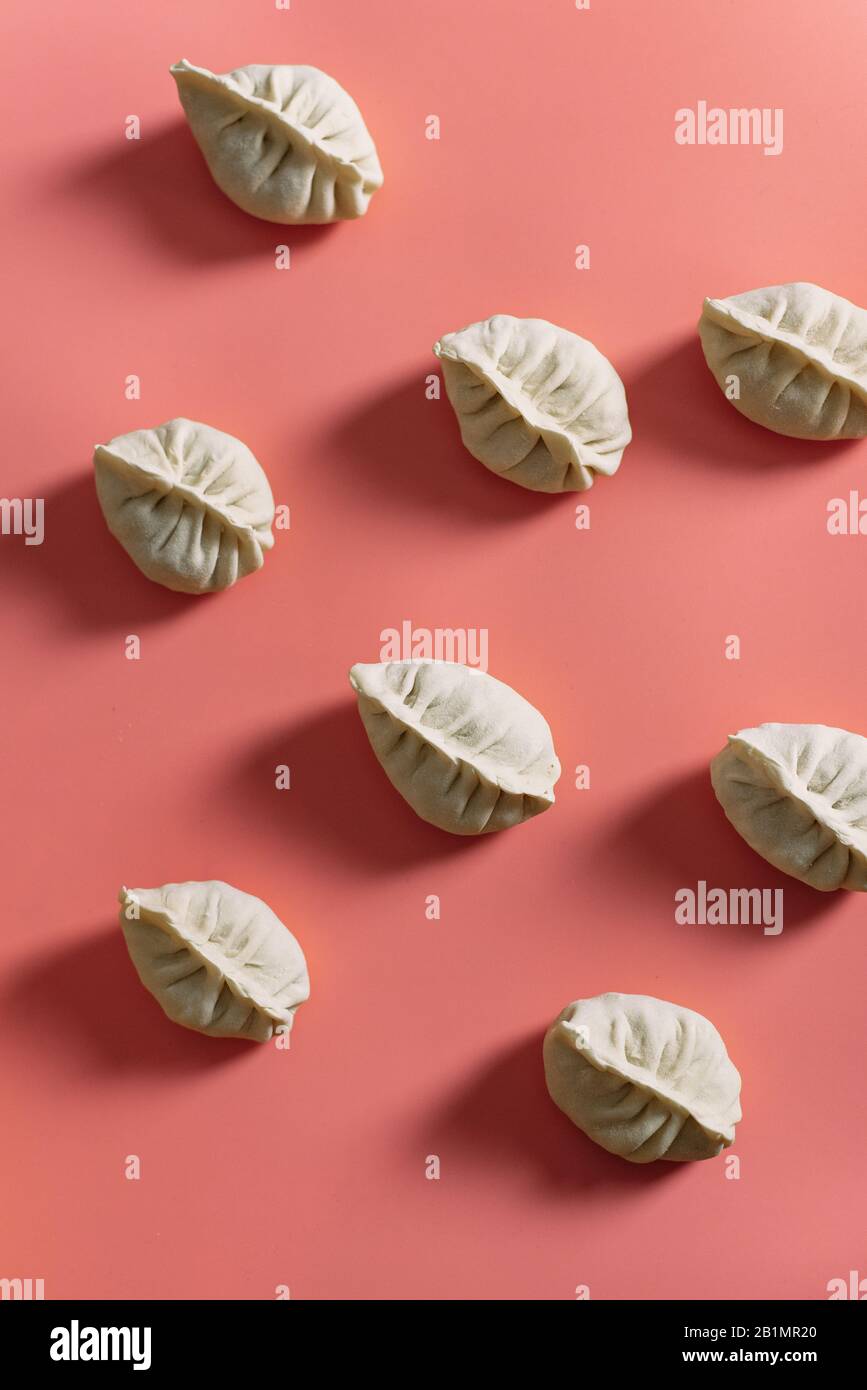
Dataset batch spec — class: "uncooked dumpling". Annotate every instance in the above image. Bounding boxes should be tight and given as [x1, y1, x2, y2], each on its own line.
[93, 418, 274, 594]
[711, 723, 867, 891]
[433, 314, 631, 492]
[120, 881, 309, 1041]
[543, 993, 741, 1164]
[171, 59, 383, 224]
[349, 659, 560, 834]
[698, 282, 867, 439]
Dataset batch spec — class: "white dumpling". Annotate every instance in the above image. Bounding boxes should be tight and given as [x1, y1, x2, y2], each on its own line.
[93, 418, 274, 594]
[120, 881, 309, 1042]
[171, 59, 383, 224]
[698, 282, 867, 440]
[543, 993, 742, 1164]
[433, 315, 631, 493]
[349, 660, 560, 835]
[711, 723, 867, 891]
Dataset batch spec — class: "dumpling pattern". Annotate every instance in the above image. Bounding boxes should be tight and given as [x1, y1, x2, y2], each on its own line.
[543, 993, 742, 1164]
[93, 418, 274, 594]
[171, 59, 383, 224]
[433, 314, 631, 493]
[698, 282, 867, 440]
[349, 659, 560, 835]
[711, 723, 867, 891]
[120, 881, 309, 1041]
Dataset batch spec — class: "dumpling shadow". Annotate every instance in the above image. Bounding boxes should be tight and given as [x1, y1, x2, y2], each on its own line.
[419, 1033, 687, 1197]
[596, 766, 846, 939]
[64, 122, 339, 266]
[229, 701, 501, 876]
[626, 337, 864, 474]
[4, 926, 255, 1077]
[0, 472, 194, 632]
[326, 369, 568, 527]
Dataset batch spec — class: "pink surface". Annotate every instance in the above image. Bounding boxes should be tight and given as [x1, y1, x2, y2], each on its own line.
[2, 0, 866, 1301]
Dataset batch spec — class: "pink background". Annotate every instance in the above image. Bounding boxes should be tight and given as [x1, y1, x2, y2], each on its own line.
[2, 0, 866, 1301]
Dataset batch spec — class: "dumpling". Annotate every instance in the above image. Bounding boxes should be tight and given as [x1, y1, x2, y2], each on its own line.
[171, 59, 383, 224]
[711, 723, 867, 891]
[349, 659, 560, 834]
[433, 314, 631, 492]
[93, 418, 274, 594]
[120, 881, 309, 1041]
[698, 282, 867, 440]
[543, 993, 742, 1164]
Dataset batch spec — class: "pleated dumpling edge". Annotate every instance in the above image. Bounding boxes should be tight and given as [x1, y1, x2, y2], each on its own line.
[93, 417, 274, 594]
[434, 314, 631, 493]
[119, 880, 310, 1042]
[171, 58, 383, 225]
[711, 722, 867, 891]
[349, 659, 560, 835]
[543, 992, 742, 1164]
[698, 281, 867, 440]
